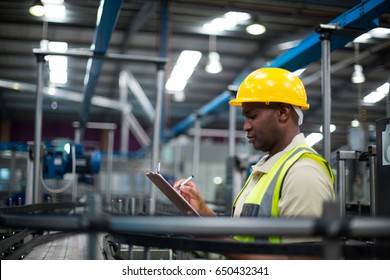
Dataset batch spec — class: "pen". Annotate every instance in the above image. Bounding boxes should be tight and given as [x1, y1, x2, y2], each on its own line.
[177, 175, 194, 189]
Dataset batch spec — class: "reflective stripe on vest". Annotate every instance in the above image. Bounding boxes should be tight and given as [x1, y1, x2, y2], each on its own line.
[233, 143, 334, 243]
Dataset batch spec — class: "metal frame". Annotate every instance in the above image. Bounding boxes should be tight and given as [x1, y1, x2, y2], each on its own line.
[32, 49, 167, 208]
[2, 197, 390, 260]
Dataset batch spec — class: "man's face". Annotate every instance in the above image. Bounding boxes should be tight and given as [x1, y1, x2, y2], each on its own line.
[241, 102, 281, 152]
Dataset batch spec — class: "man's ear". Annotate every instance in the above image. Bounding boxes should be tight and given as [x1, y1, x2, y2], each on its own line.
[276, 103, 291, 123]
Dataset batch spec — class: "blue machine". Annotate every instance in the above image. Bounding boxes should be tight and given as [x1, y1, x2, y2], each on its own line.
[42, 142, 101, 179]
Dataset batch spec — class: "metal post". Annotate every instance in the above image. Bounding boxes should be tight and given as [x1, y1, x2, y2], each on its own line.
[71, 144, 77, 202]
[8, 150, 16, 198]
[119, 71, 130, 156]
[368, 146, 377, 216]
[173, 137, 182, 179]
[316, 25, 334, 163]
[106, 129, 114, 206]
[25, 151, 34, 205]
[322, 201, 342, 260]
[228, 97, 236, 157]
[86, 193, 102, 260]
[337, 151, 360, 218]
[150, 67, 165, 215]
[387, 91, 390, 118]
[193, 114, 201, 179]
[336, 153, 346, 218]
[33, 55, 45, 204]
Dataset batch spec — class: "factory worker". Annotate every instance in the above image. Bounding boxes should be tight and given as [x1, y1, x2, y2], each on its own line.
[174, 68, 335, 259]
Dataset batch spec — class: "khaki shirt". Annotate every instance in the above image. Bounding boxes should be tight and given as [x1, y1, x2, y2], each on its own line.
[233, 133, 335, 243]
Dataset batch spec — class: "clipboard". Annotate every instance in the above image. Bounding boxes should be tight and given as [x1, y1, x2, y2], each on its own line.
[146, 170, 200, 217]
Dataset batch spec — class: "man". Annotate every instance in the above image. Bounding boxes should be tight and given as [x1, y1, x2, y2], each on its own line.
[174, 68, 335, 259]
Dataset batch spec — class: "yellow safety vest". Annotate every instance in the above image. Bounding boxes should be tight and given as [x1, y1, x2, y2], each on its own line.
[233, 143, 334, 243]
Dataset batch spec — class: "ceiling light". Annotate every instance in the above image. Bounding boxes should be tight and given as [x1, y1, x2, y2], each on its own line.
[351, 119, 360, 127]
[353, 27, 390, 44]
[205, 35, 222, 74]
[46, 41, 68, 85]
[363, 82, 390, 104]
[29, 0, 45, 17]
[351, 64, 365, 84]
[351, 43, 365, 84]
[369, 27, 390, 38]
[203, 16, 237, 33]
[246, 23, 266, 35]
[205, 52, 222, 74]
[173, 91, 186, 102]
[165, 50, 202, 92]
[44, 4, 66, 19]
[353, 33, 371, 44]
[224, 11, 251, 22]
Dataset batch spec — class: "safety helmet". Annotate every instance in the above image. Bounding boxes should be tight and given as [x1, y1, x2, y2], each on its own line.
[229, 68, 309, 110]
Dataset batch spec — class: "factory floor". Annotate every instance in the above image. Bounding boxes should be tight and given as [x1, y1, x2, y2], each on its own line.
[22, 233, 106, 260]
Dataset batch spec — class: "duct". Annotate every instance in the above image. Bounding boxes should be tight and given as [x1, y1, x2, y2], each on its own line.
[79, 0, 123, 135]
[168, 0, 390, 138]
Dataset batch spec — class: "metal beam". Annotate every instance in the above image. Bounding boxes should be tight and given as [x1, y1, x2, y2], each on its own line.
[122, 71, 155, 123]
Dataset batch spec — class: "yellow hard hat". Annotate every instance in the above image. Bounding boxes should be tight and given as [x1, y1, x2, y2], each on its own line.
[229, 67, 309, 110]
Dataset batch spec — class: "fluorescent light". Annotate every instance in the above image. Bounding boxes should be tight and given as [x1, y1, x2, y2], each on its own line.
[224, 11, 251, 22]
[166, 50, 202, 93]
[354, 27, 390, 43]
[47, 41, 68, 84]
[50, 71, 68, 84]
[369, 27, 390, 38]
[203, 17, 237, 32]
[353, 33, 371, 44]
[305, 133, 323, 147]
[48, 41, 68, 52]
[377, 82, 390, 95]
[203, 11, 250, 33]
[363, 82, 390, 104]
[166, 79, 187, 92]
[49, 56, 67, 71]
[176, 50, 202, 70]
[44, 4, 66, 19]
[246, 23, 266, 35]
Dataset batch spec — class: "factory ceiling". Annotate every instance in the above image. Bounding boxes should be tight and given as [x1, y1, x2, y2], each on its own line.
[0, 0, 389, 154]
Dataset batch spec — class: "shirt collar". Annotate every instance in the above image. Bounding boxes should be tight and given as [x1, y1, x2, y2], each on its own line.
[251, 133, 306, 174]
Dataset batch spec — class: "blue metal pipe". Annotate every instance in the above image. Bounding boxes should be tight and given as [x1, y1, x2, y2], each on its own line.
[79, 0, 123, 131]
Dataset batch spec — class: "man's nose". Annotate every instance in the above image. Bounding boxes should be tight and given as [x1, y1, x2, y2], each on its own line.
[243, 119, 251, 131]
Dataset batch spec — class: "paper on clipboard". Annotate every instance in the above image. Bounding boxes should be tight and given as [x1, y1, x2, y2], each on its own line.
[146, 171, 200, 217]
